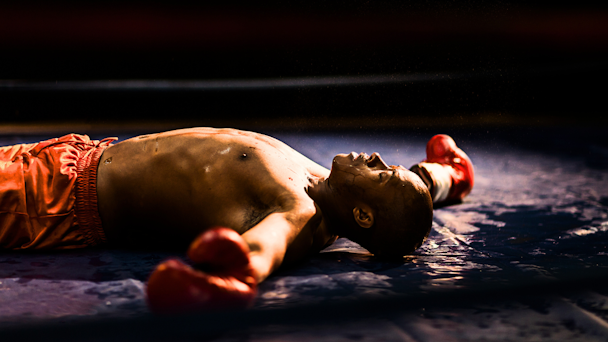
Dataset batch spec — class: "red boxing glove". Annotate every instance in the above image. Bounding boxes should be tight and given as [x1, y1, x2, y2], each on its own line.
[411, 134, 474, 204]
[146, 227, 257, 314]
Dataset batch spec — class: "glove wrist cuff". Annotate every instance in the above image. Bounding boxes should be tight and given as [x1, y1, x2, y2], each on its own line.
[412, 162, 453, 203]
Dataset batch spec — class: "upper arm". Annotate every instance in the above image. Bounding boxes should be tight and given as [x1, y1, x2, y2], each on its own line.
[241, 206, 316, 282]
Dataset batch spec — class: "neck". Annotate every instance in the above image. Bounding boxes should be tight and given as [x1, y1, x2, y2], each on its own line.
[306, 176, 375, 251]
[306, 176, 342, 236]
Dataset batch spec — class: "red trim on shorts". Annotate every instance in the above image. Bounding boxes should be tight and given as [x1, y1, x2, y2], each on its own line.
[75, 138, 115, 246]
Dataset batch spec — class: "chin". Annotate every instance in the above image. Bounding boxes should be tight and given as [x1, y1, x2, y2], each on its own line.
[332, 153, 358, 165]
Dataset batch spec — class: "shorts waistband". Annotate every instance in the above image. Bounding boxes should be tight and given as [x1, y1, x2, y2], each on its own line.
[75, 138, 115, 246]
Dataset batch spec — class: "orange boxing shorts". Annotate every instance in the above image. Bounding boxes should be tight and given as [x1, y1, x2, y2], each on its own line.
[0, 134, 117, 250]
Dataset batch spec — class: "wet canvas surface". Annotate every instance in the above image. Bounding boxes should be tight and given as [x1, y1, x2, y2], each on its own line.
[0, 127, 607, 341]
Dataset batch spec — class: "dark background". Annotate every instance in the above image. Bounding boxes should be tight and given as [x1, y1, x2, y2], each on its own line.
[1, 1, 607, 127]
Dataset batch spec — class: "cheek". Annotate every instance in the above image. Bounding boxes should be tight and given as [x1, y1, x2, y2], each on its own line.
[331, 167, 354, 183]
[339, 177, 358, 196]
[352, 175, 378, 192]
[329, 171, 358, 196]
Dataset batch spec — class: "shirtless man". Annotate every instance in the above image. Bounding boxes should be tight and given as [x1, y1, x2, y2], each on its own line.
[0, 128, 473, 313]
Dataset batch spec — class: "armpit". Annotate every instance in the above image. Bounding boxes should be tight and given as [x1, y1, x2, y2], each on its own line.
[242, 197, 276, 233]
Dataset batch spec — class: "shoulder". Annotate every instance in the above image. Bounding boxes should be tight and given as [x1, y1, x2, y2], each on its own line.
[276, 191, 319, 229]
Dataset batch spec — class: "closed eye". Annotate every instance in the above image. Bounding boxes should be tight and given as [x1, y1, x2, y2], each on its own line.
[378, 172, 390, 182]
[379, 170, 397, 182]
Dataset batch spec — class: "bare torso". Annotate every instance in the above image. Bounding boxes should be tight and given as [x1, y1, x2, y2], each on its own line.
[96, 128, 334, 255]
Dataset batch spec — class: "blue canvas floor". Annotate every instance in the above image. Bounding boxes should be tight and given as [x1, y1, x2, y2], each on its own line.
[1, 126, 607, 341]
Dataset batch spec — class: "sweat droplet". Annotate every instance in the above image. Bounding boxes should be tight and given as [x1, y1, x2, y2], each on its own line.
[104, 157, 112, 164]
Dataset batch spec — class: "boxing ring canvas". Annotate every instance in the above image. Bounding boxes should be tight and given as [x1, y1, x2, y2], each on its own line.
[1, 126, 607, 341]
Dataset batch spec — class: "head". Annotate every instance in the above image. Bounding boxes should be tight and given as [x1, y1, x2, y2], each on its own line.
[323, 152, 433, 258]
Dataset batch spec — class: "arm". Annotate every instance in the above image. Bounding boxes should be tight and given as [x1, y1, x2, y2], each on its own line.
[146, 209, 317, 313]
[242, 210, 315, 283]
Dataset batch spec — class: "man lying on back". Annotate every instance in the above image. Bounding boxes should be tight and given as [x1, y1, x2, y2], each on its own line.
[0, 128, 473, 313]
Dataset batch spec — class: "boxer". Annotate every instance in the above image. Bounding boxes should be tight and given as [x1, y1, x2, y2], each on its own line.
[0, 128, 473, 313]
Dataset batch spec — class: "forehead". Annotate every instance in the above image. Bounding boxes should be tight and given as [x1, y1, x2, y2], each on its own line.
[391, 166, 407, 180]
[390, 166, 425, 189]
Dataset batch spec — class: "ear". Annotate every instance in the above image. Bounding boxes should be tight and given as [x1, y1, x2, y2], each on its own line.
[353, 205, 375, 229]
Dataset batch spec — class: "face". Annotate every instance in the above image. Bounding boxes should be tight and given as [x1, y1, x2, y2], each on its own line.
[328, 152, 409, 200]
[325, 152, 432, 256]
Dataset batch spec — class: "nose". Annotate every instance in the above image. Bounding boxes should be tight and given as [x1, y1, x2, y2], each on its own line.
[367, 153, 389, 170]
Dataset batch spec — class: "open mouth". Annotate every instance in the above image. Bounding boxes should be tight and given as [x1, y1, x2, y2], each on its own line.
[350, 152, 367, 161]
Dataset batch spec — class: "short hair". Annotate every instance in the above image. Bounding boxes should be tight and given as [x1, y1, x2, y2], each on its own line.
[369, 176, 433, 258]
